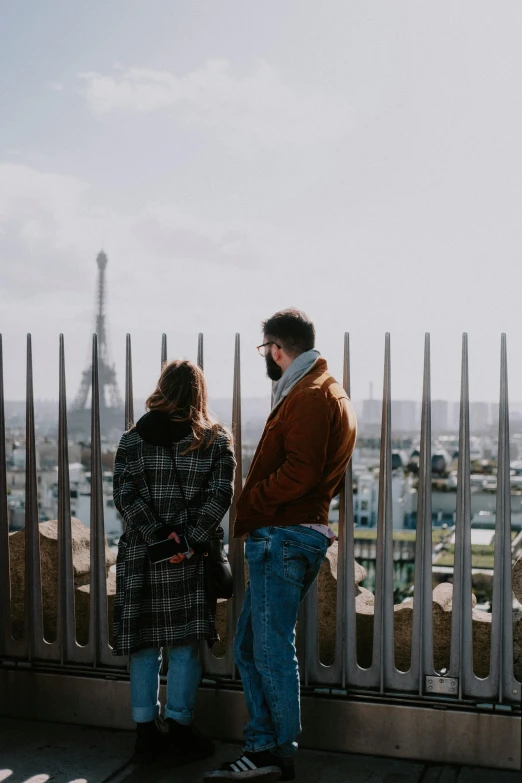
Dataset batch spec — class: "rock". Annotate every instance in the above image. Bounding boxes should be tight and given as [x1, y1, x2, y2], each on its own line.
[512, 556, 522, 604]
[317, 543, 367, 663]
[430, 583, 493, 678]
[9, 518, 115, 643]
[348, 581, 491, 677]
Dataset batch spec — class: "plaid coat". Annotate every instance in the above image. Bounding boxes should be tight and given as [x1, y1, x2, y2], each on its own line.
[112, 411, 235, 656]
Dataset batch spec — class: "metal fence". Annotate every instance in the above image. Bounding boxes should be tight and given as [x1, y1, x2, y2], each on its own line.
[0, 331, 520, 711]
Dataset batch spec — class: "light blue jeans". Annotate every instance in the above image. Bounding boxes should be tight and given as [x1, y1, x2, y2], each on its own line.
[130, 643, 201, 725]
[234, 525, 328, 756]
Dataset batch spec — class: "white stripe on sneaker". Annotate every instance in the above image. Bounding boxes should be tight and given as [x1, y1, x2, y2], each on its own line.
[241, 757, 258, 770]
[235, 760, 249, 772]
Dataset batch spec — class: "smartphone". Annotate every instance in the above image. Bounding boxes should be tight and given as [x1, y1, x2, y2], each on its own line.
[147, 534, 191, 565]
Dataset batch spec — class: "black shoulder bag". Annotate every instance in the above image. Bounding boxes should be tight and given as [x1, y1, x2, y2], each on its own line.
[170, 448, 234, 602]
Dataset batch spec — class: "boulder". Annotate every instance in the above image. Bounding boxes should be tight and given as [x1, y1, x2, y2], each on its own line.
[346, 581, 492, 677]
[317, 542, 367, 663]
[8, 518, 115, 643]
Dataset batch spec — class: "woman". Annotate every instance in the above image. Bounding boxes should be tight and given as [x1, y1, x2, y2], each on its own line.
[113, 359, 235, 766]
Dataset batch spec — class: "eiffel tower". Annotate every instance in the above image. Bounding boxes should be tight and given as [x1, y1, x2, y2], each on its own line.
[69, 251, 124, 440]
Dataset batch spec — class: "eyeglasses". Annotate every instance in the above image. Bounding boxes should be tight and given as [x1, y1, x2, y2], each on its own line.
[256, 342, 281, 357]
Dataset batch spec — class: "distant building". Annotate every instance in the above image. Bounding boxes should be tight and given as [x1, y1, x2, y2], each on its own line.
[362, 398, 382, 427]
[431, 400, 448, 432]
[391, 400, 418, 432]
[490, 402, 500, 429]
[449, 401, 460, 431]
[470, 402, 489, 433]
[353, 468, 414, 529]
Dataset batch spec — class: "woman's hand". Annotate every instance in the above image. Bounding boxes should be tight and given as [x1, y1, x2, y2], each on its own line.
[168, 531, 194, 564]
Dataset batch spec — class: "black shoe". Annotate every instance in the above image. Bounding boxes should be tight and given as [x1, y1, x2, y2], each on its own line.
[133, 719, 168, 764]
[166, 718, 215, 766]
[203, 749, 295, 781]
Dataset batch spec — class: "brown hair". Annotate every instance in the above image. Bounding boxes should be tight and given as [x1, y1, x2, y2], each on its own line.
[146, 359, 226, 453]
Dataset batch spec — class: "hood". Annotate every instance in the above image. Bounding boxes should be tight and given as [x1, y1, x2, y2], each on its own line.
[135, 410, 193, 446]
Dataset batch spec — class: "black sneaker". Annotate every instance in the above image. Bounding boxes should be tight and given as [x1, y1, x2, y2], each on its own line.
[132, 719, 168, 764]
[166, 718, 215, 766]
[203, 749, 295, 781]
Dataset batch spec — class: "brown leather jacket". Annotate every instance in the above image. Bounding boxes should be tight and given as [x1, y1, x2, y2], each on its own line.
[233, 358, 357, 537]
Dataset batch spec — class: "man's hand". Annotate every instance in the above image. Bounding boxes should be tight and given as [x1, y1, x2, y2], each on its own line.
[168, 531, 194, 564]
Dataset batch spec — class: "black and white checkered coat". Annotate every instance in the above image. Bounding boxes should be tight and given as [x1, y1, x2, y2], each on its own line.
[112, 411, 235, 656]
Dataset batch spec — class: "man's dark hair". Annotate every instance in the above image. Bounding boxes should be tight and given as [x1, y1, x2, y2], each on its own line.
[262, 308, 316, 358]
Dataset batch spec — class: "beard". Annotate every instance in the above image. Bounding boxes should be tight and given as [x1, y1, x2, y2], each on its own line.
[265, 353, 283, 381]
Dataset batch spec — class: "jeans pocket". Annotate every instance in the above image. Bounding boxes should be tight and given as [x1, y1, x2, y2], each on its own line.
[282, 540, 324, 587]
[248, 526, 271, 541]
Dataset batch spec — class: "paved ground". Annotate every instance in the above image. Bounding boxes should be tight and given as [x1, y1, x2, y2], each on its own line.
[0, 719, 520, 783]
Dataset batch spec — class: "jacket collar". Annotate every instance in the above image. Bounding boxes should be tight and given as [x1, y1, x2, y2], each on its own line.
[269, 356, 327, 417]
[135, 410, 193, 446]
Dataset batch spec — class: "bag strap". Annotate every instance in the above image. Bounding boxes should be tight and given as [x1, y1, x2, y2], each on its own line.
[170, 445, 190, 538]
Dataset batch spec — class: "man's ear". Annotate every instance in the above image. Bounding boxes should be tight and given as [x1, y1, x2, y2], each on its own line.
[271, 344, 284, 365]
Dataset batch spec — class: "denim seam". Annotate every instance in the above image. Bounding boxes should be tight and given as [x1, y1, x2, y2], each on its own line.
[244, 741, 277, 753]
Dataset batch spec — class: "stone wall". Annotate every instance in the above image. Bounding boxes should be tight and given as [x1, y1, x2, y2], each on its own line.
[8, 518, 116, 645]
[216, 542, 522, 681]
[7, 522, 522, 682]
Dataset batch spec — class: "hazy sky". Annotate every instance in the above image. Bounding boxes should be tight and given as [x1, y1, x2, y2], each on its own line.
[1, 1, 522, 407]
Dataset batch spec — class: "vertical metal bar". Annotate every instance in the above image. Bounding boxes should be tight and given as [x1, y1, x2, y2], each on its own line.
[306, 336, 348, 686]
[0, 335, 8, 648]
[24, 334, 44, 660]
[343, 333, 358, 689]
[197, 333, 204, 371]
[227, 333, 245, 679]
[89, 334, 102, 667]
[450, 334, 470, 698]
[89, 335, 109, 667]
[344, 335, 386, 690]
[458, 334, 517, 701]
[380, 334, 396, 692]
[417, 334, 434, 690]
[57, 335, 76, 664]
[201, 333, 244, 679]
[460, 335, 505, 699]
[497, 335, 520, 703]
[125, 334, 134, 431]
[161, 333, 167, 370]
[0, 334, 23, 659]
[490, 333, 508, 701]
[89, 335, 127, 669]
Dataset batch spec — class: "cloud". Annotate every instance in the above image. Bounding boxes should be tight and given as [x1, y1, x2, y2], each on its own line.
[49, 82, 64, 92]
[0, 163, 263, 304]
[77, 60, 352, 149]
[133, 204, 261, 268]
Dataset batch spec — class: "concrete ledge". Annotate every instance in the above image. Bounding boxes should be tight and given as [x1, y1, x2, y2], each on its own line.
[0, 669, 520, 771]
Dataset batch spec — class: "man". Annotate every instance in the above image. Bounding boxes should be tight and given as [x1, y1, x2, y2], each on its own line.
[204, 309, 357, 782]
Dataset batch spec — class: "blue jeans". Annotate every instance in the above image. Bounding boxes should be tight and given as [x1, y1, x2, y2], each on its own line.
[234, 525, 328, 756]
[130, 643, 201, 725]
